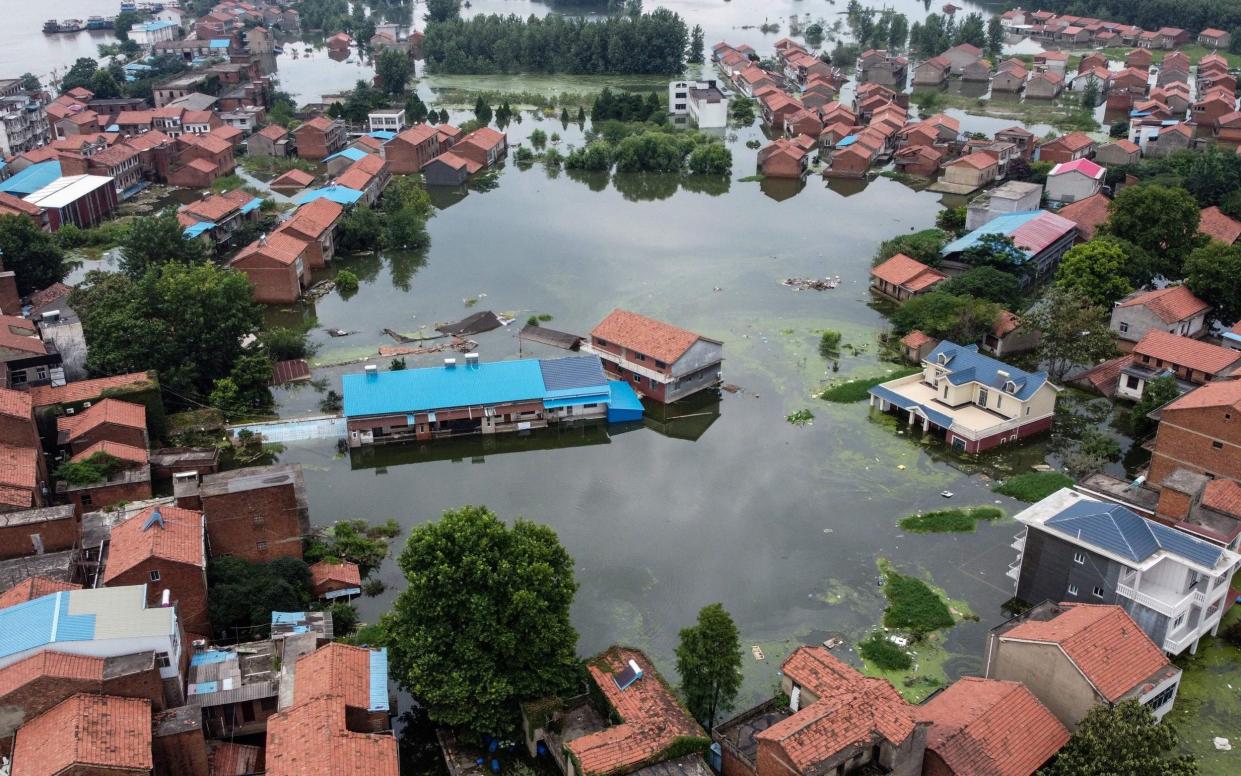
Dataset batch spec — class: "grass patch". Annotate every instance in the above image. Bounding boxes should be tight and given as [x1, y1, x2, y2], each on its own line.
[1166, 605, 1241, 771]
[898, 506, 1004, 533]
[818, 330, 841, 359]
[819, 366, 921, 403]
[993, 471, 1074, 502]
[241, 155, 318, 181]
[883, 571, 955, 636]
[858, 632, 912, 670]
[879, 170, 932, 189]
[786, 409, 814, 426]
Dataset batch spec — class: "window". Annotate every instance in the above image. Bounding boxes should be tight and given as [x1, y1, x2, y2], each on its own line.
[256, 540, 268, 552]
[149, 570, 160, 582]
[635, 353, 646, 361]
[1025, 407, 1031, 415]
[80, 494, 92, 506]
[1067, 584, 1079, 596]
[1189, 570, 1201, 588]
[1126, 375, 1140, 390]
[1172, 612, 1185, 629]
[1092, 585, 1105, 598]
[655, 360, 667, 369]
[996, 395, 1002, 409]
[155, 652, 172, 669]
[943, 384, 949, 398]
[252, 513, 265, 527]
[650, 377, 659, 387]
[596, 338, 608, 347]
[1146, 683, 1177, 710]
[978, 388, 989, 407]
[1213, 440, 1224, 449]
[1074, 551, 1087, 564]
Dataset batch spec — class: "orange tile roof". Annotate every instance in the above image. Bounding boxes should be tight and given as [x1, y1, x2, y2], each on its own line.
[395, 124, 438, 147]
[301, 116, 337, 133]
[265, 695, 397, 776]
[0, 315, 47, 356]
[257, 124, 289, 141]
[949, 151, 998, 170]
[0, 651, 101, 698]
[1002, 604, 1173, 702]
[27, 372, 153, 409]
[12, 694, 152, 776]
[277, 198, 344, 241]
[1116, 285, 1210, 324]
[270, 168, 315, 189]
[1163, 378, 1241, 412]
[293, 643, 373, 710]
[102, 504, 205, 583]
[567, 648, 704, 776]
[0, 191, 45, 218]
[1202, 479, 1241, 518]
[70, 440, 149, 466]
[1055, 192, 1111, 240]
[235, 231, 309, 266]
[901, 330, 935, 349]
[182, 132, 233, 155]
[0, 577, 81, 610]
[336, 157, 383, 190]
[457, 126, 506, 152]
[0, 387, 32, 419]
[592, 309, 712, 364]
[758, 647, 919, 769]
[183, 190, 254, 222]
[870, 253, 947, 291]
[309, 560, 362, 592]
[1199, 206, 1241, 245]
[921, 678, 1069, 776]
[186, 157, 220, 174]
[428, 151, 482, 174]
[1044, 131, 1094, 152]
[1133, 330, 1241, 375]
[0, 442, 39, 494]
[993, 310, 1022, 337]
[57, 398, 148, 441]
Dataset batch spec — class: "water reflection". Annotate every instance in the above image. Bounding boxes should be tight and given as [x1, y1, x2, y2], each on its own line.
[349, 421, 617, 469]
[760, 177, 805, 202]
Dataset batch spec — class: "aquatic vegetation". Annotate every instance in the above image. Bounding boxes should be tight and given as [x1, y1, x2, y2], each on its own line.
[898, 506, 1004, 533]
[786, 409, 815, 426]
[819, 367, 920, 403]
[859, 632, 911, 670]
[882, 571, 955, 637]
[993, 471, 1074, 502]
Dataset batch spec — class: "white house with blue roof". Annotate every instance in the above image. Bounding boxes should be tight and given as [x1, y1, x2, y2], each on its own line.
[342, 354, 644, 447]
[868, 341, 1060, 453]
[1011, 488, 1241, 655]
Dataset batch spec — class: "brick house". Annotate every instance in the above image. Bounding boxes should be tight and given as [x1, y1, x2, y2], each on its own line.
[274, 198, 344, 269]
[1110, 286, 1211, 347]
[294, 116, 346, 160]
[587, 309, 724, 403]
[384, 124, 441, 174]
[1148, 381, 1241, 486]
[921, 677, 1069, 775]
[715, 647, 926, 776]
[56, 398, 149, 456]
[0, 388, 45, 514]
[985, 602, 1181, 729]
[453, 127, 508, 169]
[102, 504, 208, 635]
[757, 138, 810, 178]
[0, 505, 76, 559]
[249, 124, 291, 157]
[61, 440, 152, 515]
[265, 694, 397, 776]
[893, 144, 945, 177]
[1037, 132, 1097, 164]
[1026, 71, 1065, 99]
[913, 55, 951, 87]
[175, 463, 309, 562]
[941, 151, 1000, 191]
[334, 153, 391, 206]
[11, 694, 153, 776]
[858, 50, 909, 86]
[1094, 139, 1141, 167]
[309, 560, 362, 600]
[229, 232, 311, 304]
[1198, 28, 1232, 48]
[292, 643, 391, 731]
[991, 62, 1028, 92]
[1116, 330, 1241, 402]
[422, 152, 480, 186]
[870, 254, 946, 301]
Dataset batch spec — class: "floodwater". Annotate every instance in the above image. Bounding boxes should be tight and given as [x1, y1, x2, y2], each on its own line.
[6, 0, 122, 85]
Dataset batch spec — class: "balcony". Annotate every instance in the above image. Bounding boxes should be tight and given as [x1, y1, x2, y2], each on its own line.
[1006, 557, 1022, 582]
[1116, 582, 1204, 618]
[1163, 629, 1198, 654]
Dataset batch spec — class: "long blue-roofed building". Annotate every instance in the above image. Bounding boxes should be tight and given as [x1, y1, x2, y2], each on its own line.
[1010, 488, 1241, 655]
[940, 209, 1078, 283]
[342, 354, 643, 446]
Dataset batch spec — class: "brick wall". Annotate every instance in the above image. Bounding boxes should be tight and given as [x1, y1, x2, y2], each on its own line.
[67, 422, 148, 456]
[231, 261, 300, 303]
[0, 512, 77, 559]
[102, 661, 166, 711]
[1149, 406, 1241, 485]
[203, 483, 304, 562]
[153, 726, 209, 776]
[0, 412, 39, 448]
[66, 478, 153, 517]
[109, 561, 210, 636]
[0, 675, 100, 741]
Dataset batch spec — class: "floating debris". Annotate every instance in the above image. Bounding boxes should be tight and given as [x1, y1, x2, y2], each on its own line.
[722, 383, 742, 393]
[823, 637, 844, 649]
[782, 276, 841, 291]
[941, 490, 955, 498]
[751, 645, 765, 661]
[787, 409, 815, 426]
[1214, 738, 1231, 751]
[325, 328, 354, 337]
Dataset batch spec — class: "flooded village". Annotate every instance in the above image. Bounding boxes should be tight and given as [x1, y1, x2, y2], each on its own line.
[1, 0, 1241, 774]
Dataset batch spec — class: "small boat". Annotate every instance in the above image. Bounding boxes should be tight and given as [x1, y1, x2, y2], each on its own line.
[43, 19, 60, 33]
[87, 16, 113, 30]
[941, 490, 955, 498]
[59, 19, 85, 33]
[119, 1, 137, 11]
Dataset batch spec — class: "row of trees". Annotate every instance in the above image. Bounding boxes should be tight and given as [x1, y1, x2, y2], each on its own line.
[422, 10, 690, 75]
[908, 12, 1004, 58]
[846, 3, 910, 52]
[566, 126, 732, 175]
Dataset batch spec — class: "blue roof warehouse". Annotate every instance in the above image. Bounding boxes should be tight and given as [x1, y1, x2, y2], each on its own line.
[341, 354, 644, 447]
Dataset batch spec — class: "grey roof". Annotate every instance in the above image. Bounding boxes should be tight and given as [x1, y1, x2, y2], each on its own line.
[0, 504, 75, 528]
[1046, 500, 1224, 567]
[539, 355, 608, 392]
[199, 463, 302, 497]
[0, 550, 76, 588]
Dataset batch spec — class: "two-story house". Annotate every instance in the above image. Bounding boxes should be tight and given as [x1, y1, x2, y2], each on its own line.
[869, 341, 1060, 453]
[1110, 286, 1211, 349]
[585, 309, 723, 403]
[229, 232, 311, 304]
[1147, 380, 1241, 487]
[1010, 489, 1241, 655]
[1116, 330, 1241, 401]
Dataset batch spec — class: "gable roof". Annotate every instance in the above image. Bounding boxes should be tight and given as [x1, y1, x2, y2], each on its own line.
[1001, 604, 1173, 702]
[102, 505, 205, 583]
[0, 577, 82, 610]
[0, 315, 46, 356]
[1115, 285, 1210, 324]
[1043, 498, 1225, 568]
[1043, 132, 1095, 152]
[926, 341, 1049, 401]
[949, 151, 998, 170]
[12, 693, 152, 776]
[0, 444, 39, 506]
[1199, 206, 1241, 245]
[1163, 380, 1241, 413]
[1203, 479, 1241, 518]
[56, 398, 147, 441]
[1132, 330, 1241, 375]
[591, 309, 715, 364]
[942, 210, 1077, 258]
[921, 677, 1069, 776]
[234, 231, 309, 266]
[1055, 193, 1110, 240]
[278, 197, 344, 240]
[257, 124, 289, 141]
[0, 387, 32, 420]
[1050, 158, 1104, 179]
[0, 650, 100, 697]
[309, 560, 361, 591]
[69, 440, 149, 466]
[270, 168, 315, 189]
[26, 372, 153, 409]
[292, 643, 388, 712]
[265, 694, 398, 776]
[871, 253, 947, 291]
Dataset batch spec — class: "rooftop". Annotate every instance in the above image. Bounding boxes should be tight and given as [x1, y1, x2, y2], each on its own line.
[265, 695, 398, 776]
[942, 210, 1077, 258]
[1199, 205, 1241, 245]
[12, 693, 152, 776]
[0, 576, 81, 610]
[56, 398, 148, 441]
[21, 175, 114, 210]
[26, 371, 154, 408]
[0, 585, 177, 663]
[592, 309, 715, 364]
[870, 253, 947, 291]
[1049, 158, 1104, 179]
[102, 505, 205, 584]
[1161, 380, 1241, 413]
[927, 341, 1048, 400]
[1132, 330, 1241, 375]
[1115, 285, 1209, 324]
[0, 315, 46, 356]
[292, 642, 389, 712]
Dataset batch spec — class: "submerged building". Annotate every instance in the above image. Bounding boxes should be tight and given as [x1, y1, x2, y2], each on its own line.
[341, 354, 644, 447]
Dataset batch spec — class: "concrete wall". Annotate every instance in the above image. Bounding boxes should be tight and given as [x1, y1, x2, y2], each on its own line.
[1015, 528, 1125, 609]
[987, 638, 1100, 730]
[1111, 305, 1207, 344]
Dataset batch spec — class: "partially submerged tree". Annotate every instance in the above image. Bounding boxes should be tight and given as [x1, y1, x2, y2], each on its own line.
[1025, 287, 1115, 382]
[1041, 699, 1198, 776]
[676, 603, 742, 730]
[0, 214, 68, 295]
[119, 211, 209, 277]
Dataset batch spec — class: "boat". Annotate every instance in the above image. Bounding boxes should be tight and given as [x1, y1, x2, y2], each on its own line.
[119, 1, 137, 11]
[87, 16, 114, 30]
[43, 19, 60, 33]
[58, 19, 85, 33]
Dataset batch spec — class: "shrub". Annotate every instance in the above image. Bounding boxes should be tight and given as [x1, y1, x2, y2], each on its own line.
[819, 367, 921, 403]
[883, 572, 954, 636]
[859, 632, 912, 670]
[898, 506, 1004, 533]
[335, 269, 359, 292]
[55, 452, 126, 485]
[327, 601, 359, 636]
[818, 330, 841, 358]
[993, 471, 1074, 502]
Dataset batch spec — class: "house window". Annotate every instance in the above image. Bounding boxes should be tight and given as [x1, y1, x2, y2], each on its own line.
[256, 540, 268, 553]
[943, 384, 949, 398]
[1212, 440, 1223, 449]
[650, 377, 658, 387]
[978, 388, 989, 407]
[1119, 321, 1130, 333]
[1068, 583, 1079, 596]
[1126, 375, 1141, 390]
[655, 360, 667, 369]
[1025, 407, 1031, 415]
[149, 570, 160, 582]
[996, 396, 1002, 409]
[596, 338, 608, 347]
[155, 652, 172, 669]
[81, 494, 93, 506]
[1074, 551, 1087, 564]
[253, 514, 265, 527]
[1092, 585, 1105, 598]
[635, 353, 646, 361]
[1189, 570, 1201, 588]
[1146, 683, 1177, 710]
[1173, 612, 1185, 629]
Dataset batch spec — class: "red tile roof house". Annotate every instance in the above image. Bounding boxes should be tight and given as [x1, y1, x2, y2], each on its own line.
[1036, 132, 1097, 164]
[1093, 139, 1141, 167]
[586, 310, 723, 404]
[309, 560, 362, 600]
[912, 55, 951, 87]
[714, 647, 927, 776]
[383, 124, 442, 174]
[1198, 28, 1232, 49]
[451, 127, 508, 171]
[1055, 192, 1111, 241]
[991, 61, 1028, 93]
[870, 254, 947, 302]
[1110, 286, 1211, 348]
[1115, 330, 1241, 402]
[174, 463, 309, 562]
[1215, 111, 1241, 144]
[268, 167, 316, 194]
[1147, 380, 1241, 486]
[334, 153, 391, 206]
[292, 642, 391, 732]
[1199, 205, 1241, 245]
[893, 144, 946, 177]
[422, 151, 482, 187]
[760, 91, 802, 128]
[265, 694, 397, 776]
[982, 309, 1041, 358]
[274, 197, 345, 269]
[900, 330, 939, 363]
[757, 138, 810, 179]
[249, 123, 291, 157]
[985, 602, 1182, 730]
[11, 693, 153, 776]
[168, 133, 237, 189]
[938, 152, 1000, 193]
[56, 398, 149, 456]
[229, 232, 312, 304]
[179, 190, 261, 246]
[293, 116, 347, 161]
[0, 576, 80, 608]
[101, 504, 209, 635]
[59, 438, 153, 516]
[919, 677, 1069, 776]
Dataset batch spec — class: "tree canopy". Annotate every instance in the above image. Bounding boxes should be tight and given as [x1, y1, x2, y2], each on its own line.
[207, 556, 313, 642]
[375, 48, 413, 95]
[1184, 241, 1241, 326]
[119, 212, 209, 277]
[940, 266, 1023, 308]
[1025, 287, 1116, 382]
[1103, 185, 1202, 275]
[0, 214, 68, 296]
[382, 506, 580, 735]
[676, 603, 742, 731]
[890, 291, 1002, 345]
[1055, 241, 1133, 308]
[1041, 699, 1197, 776]
[874, 228, 948, 266]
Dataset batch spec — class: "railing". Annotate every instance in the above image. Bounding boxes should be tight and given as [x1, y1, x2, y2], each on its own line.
[1116, 583, 1202, 618]
[1011, 530, 1026, 552]
[1163, 629, 1198, 654]
[950, 411, 1048, 441]
[579, 343, 669, 383]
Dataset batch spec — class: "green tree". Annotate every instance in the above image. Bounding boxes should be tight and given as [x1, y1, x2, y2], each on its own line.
[17, 73, 39, 91]
[208, 556, 313, 642]
[258, 327, 314, 362]
[986, 16, 1003, 56]
[675, 603, 742, 730]
[71, 263, 262, 398]
[113, 9, 141, 40]
[960, 234, 1027, 274]
[1131, 375, 1180, 437]
[688, 24, 704, 63]
[386, 207, 430, 249]
[1092, 235, 1160, 289]
[940, 266, 1022, 307]
[381, 506, 580, 735]
[1025, 287, 1116, 381]
[1055, 241, 1133, 307]
[425, 0, 461, 23]
[935, 206, 967, 236]
[688, 143, 732, 175]
[1041, 699, 1197, 776]
[1184, 241, 1241, 325]
[119, 212, 209, 277]
[376, 48, 413, 94]
[474, 96, 493, 125]
[1103, 185, 1202, 275]
[382, 175, 434, 220]
[874, 228, 948, 265]
[529, 128, 548, 148]
[890, 292, 1002, 345]
[728, 98, 756, 125]
[60, 57, 99, 93]
[0, 214, 68, 295]
[337, 205, 384, 252]
[406, 93, 429, 122]
[89, 69, 122, 99]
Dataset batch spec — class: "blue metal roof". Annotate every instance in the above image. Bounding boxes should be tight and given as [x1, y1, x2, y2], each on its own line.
[0, 161, 62, 197]
[607, 381, 644, 422]
[293, 186, 363, 206]
[368, 130, 396, 140]
[138, 20, 178, 31]
[368, 648, 389, 711]
[191, 649, 236, 666]
[941, 210, 1044, 257]
[183, 221, 216, 238]
[209, 39, 231, 48]
[271, 611, 306, 625]
[0, 591, 96, 660]
[925, 342, 1048, 401]
[837, 134, 859, 147]
[344, 359, 547, 417]
[322, 147, 368, 163]
[539, 355, 607, 393]
[238, 197, 263, 214]
[867, 384, 954, 428]
[1047, 499, 1225, 568]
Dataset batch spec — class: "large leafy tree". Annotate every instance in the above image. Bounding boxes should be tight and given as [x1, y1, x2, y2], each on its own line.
[207, 556, 313, 642]
[940, 266, 1022, 308]
[1103, 185, 1202, 276]
[890, 291, 1002, 345]
[120, 212, 209, 277]
[1040, 699, 1197, 776]
[1184, 241, 1241, 326]
[1025, 287, 1116, 381]
[425, 0, 461, 23]
[0, 214, 68, 295]
[1055, 241, 1133, 307]
[382, 506, 580, 735]
[60, 57, 99, 93]
[676, 603, 742, 730]
[71, 263, 262, 399]
[375, 48, 413, 95]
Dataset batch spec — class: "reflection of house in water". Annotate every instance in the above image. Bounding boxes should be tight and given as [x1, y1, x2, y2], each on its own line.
[760, 176, 804, 202]
[641, 391, 722, 441]
[349, 420, 616, 469]
[824, 176, 869, 197]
